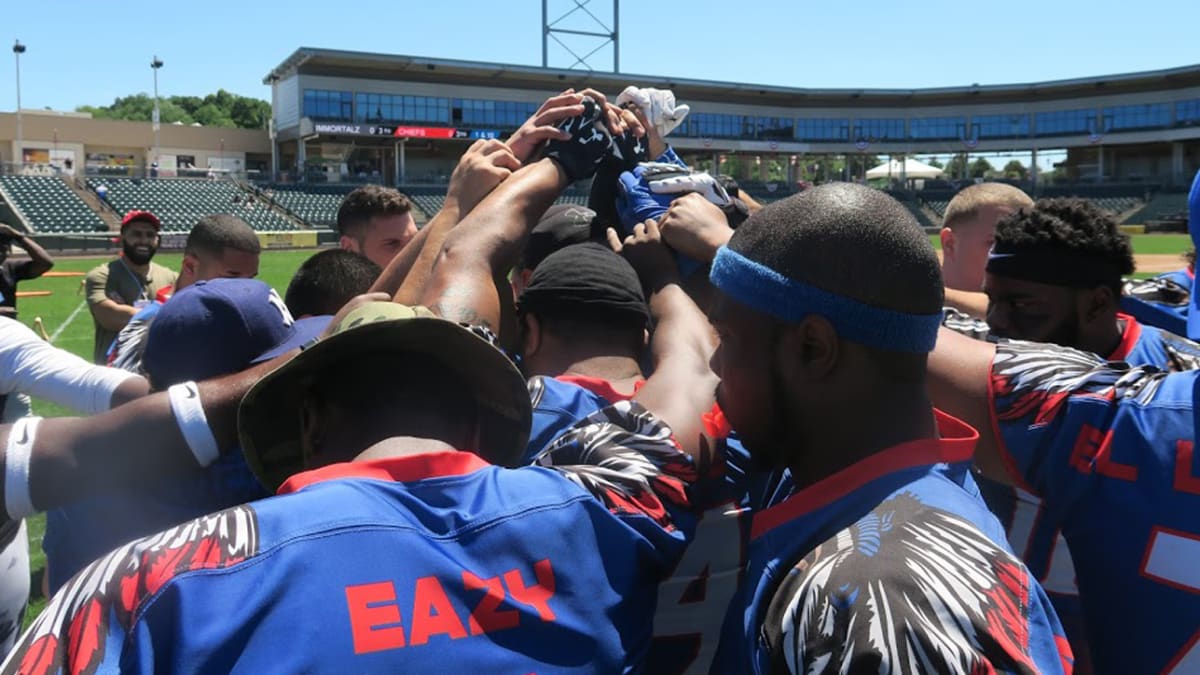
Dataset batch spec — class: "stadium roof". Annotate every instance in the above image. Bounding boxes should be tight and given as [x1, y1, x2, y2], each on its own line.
[265, 47, 1200, 107]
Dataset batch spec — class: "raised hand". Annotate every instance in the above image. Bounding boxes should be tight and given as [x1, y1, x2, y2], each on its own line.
[506, 90, 586, 164]
[542, 96, 612, 183]
[657, 193, 735, 264]
[607, 220, 678, 292]
[616, 86, 690, 138]
[446, 139, 522, 215]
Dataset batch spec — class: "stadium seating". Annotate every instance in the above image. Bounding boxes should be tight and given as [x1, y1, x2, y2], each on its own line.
[901, 200, 936, 231]
[1092, 197, 1142, 216]
[89, 178, 297, 232]
[1124, 192, 1189, 225]
[265, 185, 354, 227]
[0, 176, 107, 233]
[394, 186, 445, 220]
[925, 200, 949, 218]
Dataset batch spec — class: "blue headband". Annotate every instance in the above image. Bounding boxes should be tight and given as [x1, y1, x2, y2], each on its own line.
[709, 247, 943, 353]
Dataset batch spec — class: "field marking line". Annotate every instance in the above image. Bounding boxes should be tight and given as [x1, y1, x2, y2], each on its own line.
[48, 301, 88, 344]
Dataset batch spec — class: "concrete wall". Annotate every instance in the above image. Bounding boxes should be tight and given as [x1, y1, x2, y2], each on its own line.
[0, 111, 270, 172]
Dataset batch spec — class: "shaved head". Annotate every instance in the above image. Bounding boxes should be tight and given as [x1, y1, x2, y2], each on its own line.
[728, 182, 943, 316]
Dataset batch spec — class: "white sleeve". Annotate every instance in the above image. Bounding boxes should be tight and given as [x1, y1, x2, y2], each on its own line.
[0, 318, 137, 416]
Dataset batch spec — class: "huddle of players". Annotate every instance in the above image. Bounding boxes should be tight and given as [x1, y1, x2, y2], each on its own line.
[0, 86, 1195, 673]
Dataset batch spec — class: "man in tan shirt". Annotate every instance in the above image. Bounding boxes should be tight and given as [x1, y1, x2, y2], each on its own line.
[85, 211, 177, 363]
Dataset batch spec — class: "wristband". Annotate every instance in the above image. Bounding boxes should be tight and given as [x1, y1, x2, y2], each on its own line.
[5, 416, 40, 520]
[168, 382, 220, 467]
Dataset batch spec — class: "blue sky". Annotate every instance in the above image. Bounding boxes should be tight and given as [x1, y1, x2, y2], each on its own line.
[2, 0, 1196, 112]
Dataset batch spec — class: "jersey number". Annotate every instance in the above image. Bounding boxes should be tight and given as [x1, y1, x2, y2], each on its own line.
[650, 504, 747, 675]
[1142, 527, 1200, 674]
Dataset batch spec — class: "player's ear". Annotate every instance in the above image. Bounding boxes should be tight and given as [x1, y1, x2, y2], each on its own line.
[939, 228, 955, 259]
[299, 393, 326, 466]
[338, 235, 359, 254]
[520, 313, 542, 357]
[776, 316, 839, 382]
[1081, 285, 1117, 324]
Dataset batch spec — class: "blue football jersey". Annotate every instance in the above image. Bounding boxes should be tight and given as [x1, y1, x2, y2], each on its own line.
[524, 375, 639, 463]
[712, 411, 1072, 674]
[978, 314, 1200, 672]
[527, 378, 756, 674]
[990, 339, 1200, 674]
[43, 448, 270, 593]
[646, 404, 791, 675]
[1113, 312, 1200, 372]
[3, 402, 697, 675]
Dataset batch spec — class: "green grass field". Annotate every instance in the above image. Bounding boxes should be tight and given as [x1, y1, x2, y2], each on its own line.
[928, 233, 1193, 279]
[12, 248, 314, 627]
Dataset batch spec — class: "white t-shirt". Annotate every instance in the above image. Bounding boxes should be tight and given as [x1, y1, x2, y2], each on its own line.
[0, 317, 137, 422]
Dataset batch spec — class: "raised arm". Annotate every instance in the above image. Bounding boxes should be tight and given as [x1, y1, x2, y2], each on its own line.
[420, 96, 617, 331]
[0, 224, 54, 279]
[379, 92, 589, 305]
[609, 220, 718, 459]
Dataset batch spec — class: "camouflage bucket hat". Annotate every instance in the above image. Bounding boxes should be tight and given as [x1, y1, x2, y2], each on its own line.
[238, 302, 532, 490]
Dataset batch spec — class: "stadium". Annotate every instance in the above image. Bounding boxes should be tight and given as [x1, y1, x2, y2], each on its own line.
[3, 31, 1200, 671]
[2, 48, 1199, 247]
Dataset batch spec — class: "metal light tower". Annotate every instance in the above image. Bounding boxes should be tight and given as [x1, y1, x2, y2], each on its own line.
[13, 40, 26, 167]
[542, 0, 619, 72]
[151, 56, 163, 170]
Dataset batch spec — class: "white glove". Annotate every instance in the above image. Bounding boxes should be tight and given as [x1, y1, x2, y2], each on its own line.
[617, 86, 690, 137]
[648, 169, 732, 207]
[637, 161, 692, 182]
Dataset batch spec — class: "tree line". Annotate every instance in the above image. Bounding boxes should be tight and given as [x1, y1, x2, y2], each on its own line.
[76, 90, 270, 130]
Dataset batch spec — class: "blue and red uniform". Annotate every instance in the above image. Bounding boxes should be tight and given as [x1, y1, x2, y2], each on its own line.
[524, 374, 642, 463]
[959, 311, 1200, 671]
[1111, 311, 1200, 371]
[989, 339, 1200, 674]
[2, 402, 697, 674]
[712, 410, 1073, 674]
[526, 375, 752, 674]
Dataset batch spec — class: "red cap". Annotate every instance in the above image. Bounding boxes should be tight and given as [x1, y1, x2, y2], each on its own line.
[120, 210, 161, 231]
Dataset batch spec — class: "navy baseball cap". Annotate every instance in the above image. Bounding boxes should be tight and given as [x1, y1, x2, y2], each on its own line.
[142, 279, 329, 390]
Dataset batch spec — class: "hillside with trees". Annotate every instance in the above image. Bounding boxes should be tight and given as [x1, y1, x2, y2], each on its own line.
[76, 90, 269, 129]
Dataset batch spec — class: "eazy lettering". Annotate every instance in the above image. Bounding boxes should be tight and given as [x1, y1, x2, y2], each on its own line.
[345, 559, 556, 655]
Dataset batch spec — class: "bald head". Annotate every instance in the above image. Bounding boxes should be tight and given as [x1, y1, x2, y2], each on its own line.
[709, 182, 944, 470]
[728, 182, 943, 316]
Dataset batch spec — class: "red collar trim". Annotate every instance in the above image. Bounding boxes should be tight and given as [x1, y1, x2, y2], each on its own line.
[1109, 313, 1142, 361]
[749, 410, 978, 540]
[277, 451, 490, 495]
[554, 375, 644, 403]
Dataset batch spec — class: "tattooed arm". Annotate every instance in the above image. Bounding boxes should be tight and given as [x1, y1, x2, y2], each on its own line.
[420, 158, 570, 333]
